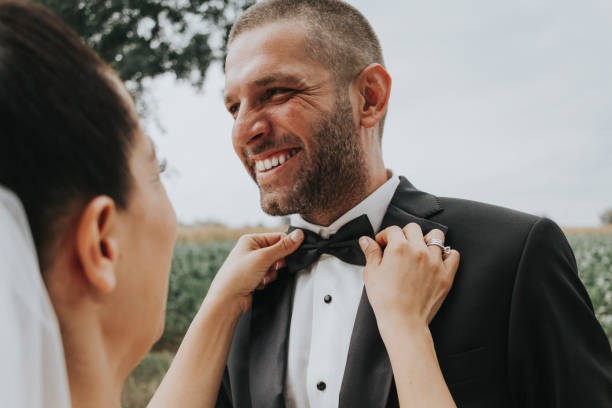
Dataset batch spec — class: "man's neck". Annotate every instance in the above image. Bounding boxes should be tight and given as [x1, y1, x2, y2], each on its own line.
[300, 168, 390, 226]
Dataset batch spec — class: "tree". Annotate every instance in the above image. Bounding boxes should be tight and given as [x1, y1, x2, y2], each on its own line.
[35, 0, 253, 113]
[601, 208, 612, 225]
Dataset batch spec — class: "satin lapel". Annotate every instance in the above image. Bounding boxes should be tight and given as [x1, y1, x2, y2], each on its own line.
[339, 177, 448, 408]
[249, 269, 294, 408]
[339, 288, 393, 408]
[380, 202, 448, 235]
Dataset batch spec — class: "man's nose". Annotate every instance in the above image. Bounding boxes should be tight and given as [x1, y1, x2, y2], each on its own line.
[232, 108, 271, 148]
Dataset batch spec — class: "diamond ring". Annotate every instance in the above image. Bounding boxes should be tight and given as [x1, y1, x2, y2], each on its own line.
[426, 238, 451, 255]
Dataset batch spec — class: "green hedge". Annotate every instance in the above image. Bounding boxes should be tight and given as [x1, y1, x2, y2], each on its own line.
[157, 235, 612, 350]
[123, 234, 612, 407]
[567, 234, 612, 339]
[157, 241, 235, 349]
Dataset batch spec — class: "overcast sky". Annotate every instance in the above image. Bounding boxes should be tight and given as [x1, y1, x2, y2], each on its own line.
[149, 0, 612, 228]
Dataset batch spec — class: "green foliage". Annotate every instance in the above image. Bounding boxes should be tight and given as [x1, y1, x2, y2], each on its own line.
[567, 234, 612, 338]
[601, 208, 612, 225]
[121, 235, 612, 406]
[34, 0, 254, 98]
[121, 351, 174, 408]
[156, 236, 612, 350]
[157, 241, 234, 348]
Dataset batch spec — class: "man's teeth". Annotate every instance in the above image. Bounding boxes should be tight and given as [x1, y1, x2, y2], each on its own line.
[255, 149, 298, 172]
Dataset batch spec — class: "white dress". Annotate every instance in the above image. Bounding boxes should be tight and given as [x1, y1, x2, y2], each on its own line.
[0, 186, 70, 407]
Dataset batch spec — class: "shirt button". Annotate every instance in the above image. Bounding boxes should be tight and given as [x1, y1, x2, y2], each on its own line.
[317, 381, 327, 391]
[324, 294, 332, 304]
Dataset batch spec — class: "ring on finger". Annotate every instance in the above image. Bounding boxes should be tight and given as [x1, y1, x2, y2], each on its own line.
[426, 238, 452, 255]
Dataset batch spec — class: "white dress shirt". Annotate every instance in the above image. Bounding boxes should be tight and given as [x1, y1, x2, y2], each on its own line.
[284, 175, 400, 408]
[0, 186, 71, 408]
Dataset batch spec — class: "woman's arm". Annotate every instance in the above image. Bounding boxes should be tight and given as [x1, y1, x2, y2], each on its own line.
[359, 223, 460, 408]
[148, 230, 303, 408]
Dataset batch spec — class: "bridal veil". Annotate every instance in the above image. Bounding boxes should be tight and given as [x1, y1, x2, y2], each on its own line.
[0, 185, 70, 407]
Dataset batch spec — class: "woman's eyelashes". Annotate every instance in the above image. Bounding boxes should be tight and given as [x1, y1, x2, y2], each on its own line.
[158, 158, 167, 174]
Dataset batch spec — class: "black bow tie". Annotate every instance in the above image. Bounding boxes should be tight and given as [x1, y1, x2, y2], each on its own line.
[285, 214, 375, 273]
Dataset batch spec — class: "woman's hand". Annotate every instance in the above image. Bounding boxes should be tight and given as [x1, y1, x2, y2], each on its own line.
[205, 230, 304, 316]
[359, 223, 460, 332]
[358, 224, 460, 408]
[150, 229, 304, 408]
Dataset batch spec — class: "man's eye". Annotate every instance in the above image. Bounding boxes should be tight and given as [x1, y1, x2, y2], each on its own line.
[228, 104, 239, 115]
[266, 88, 293, 98]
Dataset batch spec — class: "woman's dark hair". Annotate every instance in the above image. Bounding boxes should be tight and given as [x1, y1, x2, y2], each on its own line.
[0, 0, 137, 269]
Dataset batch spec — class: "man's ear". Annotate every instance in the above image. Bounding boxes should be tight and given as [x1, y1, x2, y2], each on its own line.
[355, 63, 392, 130]
[75, 196, 119, 294]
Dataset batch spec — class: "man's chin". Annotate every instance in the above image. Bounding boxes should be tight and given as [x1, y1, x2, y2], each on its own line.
[259, 191, 304, 216]
[260, 196, 290, 216]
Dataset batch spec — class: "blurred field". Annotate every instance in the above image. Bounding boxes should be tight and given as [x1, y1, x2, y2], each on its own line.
[177, 223, 612, 241]
[122, 226, 612, 407]
[176, 224, 286, 243]
[563, 225, 612, 235]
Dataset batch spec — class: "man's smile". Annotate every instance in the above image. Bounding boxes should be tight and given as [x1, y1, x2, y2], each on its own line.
[251, 147, 303, 184]
[254, 148, 300, 172]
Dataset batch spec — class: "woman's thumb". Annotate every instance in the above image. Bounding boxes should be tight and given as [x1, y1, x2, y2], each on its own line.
[359, 236, 382, 266]
[261, 229, 304, 261]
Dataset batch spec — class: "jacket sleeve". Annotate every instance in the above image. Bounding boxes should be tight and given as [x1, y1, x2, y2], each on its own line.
[215, 367, 233, 408]
[507, 217, 612, 407]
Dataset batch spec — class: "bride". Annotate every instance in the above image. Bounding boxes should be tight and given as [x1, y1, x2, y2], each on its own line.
[0, 1, 459, 407]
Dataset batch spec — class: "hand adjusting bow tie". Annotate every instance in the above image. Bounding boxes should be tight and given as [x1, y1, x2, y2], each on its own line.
[285, 214, 375, 273]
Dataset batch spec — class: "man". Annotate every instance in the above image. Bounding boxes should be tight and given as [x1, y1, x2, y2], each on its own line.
[218, 0, 612, 407]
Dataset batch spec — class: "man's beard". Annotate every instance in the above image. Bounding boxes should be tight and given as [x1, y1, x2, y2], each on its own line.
[257, 92, 368, 217]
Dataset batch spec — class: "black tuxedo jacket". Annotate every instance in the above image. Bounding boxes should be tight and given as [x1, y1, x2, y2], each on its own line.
[216, 177, 612, 407]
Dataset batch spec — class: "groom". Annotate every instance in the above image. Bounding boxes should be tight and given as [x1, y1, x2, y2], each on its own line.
[217, 0, 612, 407]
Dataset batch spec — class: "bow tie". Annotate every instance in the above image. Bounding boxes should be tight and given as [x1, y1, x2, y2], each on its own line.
[285, 214, 375, 273]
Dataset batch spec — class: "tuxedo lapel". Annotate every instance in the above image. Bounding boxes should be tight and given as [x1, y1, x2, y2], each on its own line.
[339, 177, 448, 407]
[248, 270, 294, 408]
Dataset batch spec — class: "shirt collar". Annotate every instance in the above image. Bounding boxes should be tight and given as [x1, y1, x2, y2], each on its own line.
[290, 173, 400, 239]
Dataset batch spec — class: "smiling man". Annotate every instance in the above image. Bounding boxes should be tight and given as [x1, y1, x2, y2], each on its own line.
[223, 15, 386, 226]
[218, 1, 612, 407]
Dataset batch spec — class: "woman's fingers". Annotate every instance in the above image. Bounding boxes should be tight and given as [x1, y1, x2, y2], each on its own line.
[248, 231, 290, 249]
[401, 223, 425, 245]
[376, 225, 407, 247]
[259, 229, 304, 262]
[422, 228, 446, 258]
[256, 262, 281, 290]
[442, 249, 460, 278]
[251, 231, 303, 290]
[359, 236, 382, 267]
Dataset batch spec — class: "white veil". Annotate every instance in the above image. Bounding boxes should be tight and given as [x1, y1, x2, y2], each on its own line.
[0, 186, 70, 407]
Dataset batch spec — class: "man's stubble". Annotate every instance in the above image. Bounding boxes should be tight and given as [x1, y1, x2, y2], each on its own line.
[257, 92, 368, 219]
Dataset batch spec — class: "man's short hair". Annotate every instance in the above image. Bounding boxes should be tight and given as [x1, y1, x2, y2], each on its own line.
[228, 0, 387, 136]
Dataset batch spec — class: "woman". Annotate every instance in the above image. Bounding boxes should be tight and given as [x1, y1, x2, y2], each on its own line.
[0, 1, 459, 407]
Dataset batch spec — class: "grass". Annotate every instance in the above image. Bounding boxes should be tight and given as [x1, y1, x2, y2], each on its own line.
[177, 224, 285, 243]
[121, 351, 174, 408]
[121, 228, 612, 407]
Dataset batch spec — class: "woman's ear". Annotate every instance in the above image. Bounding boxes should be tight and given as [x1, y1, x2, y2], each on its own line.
[356, 63, 392, 130]
[75, 196, 119, 294]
